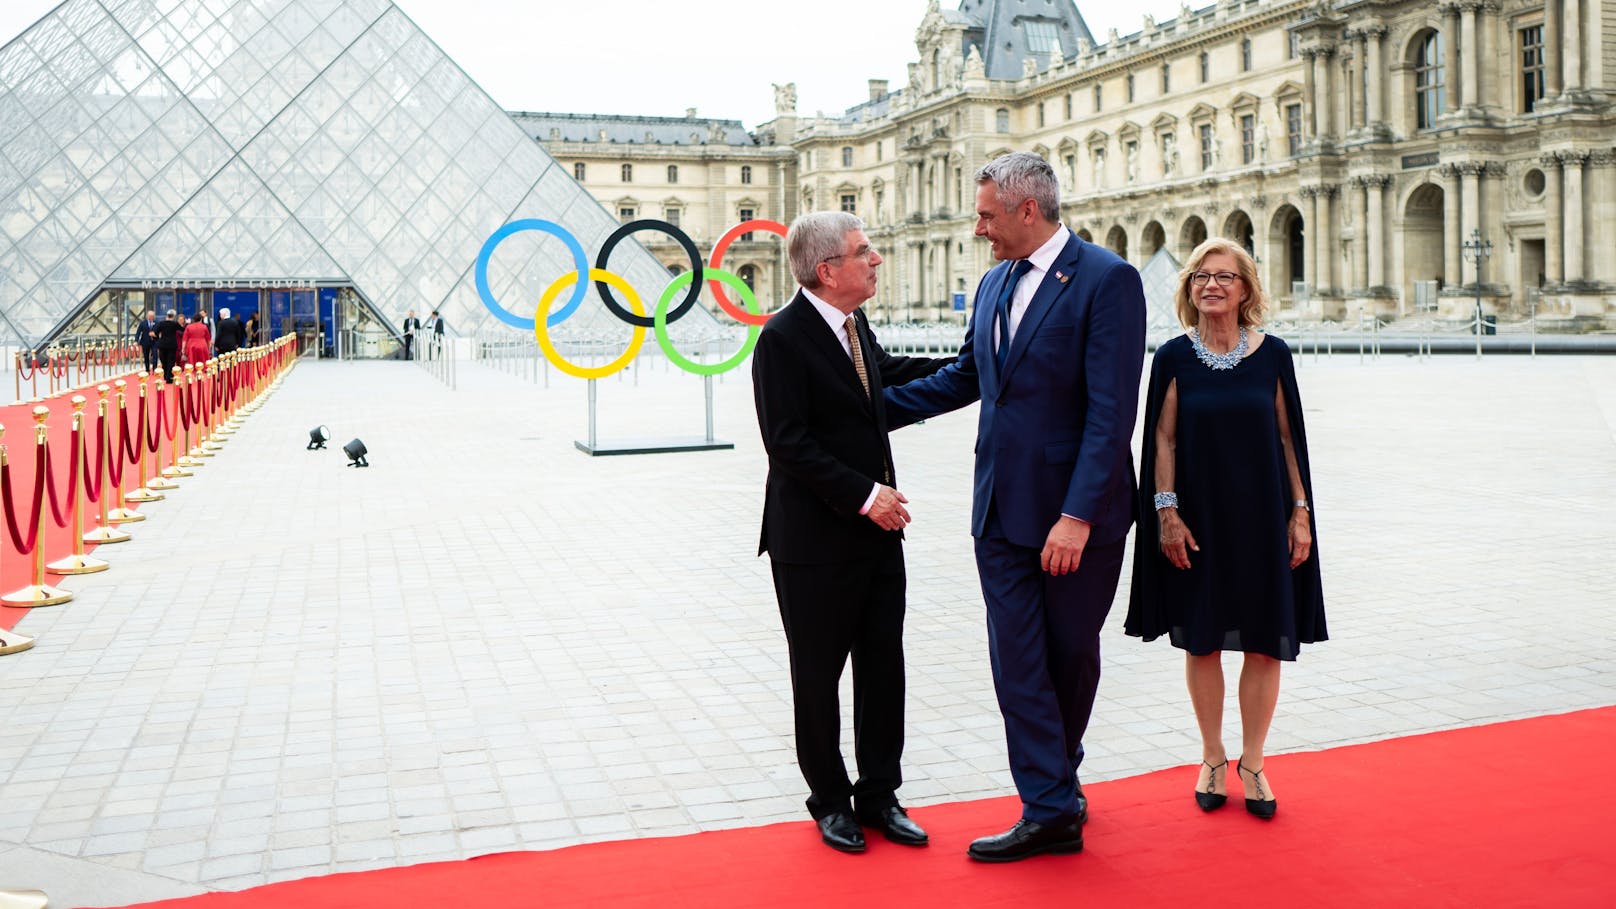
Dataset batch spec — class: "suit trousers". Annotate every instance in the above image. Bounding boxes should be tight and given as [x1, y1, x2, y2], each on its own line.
[140, 343, 156, 372]
[770, 542, 906, 820]
[975, 505, 1126, 825]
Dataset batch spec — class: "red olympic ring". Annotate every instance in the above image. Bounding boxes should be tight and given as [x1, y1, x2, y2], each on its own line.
[708, 219, 788, 326]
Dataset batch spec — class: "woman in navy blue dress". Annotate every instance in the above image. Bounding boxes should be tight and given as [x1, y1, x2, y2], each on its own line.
[1125, 238, 1326, 820]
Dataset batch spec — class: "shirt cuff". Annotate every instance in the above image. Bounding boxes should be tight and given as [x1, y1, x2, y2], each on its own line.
[859, 483, 881, 515]
[1059, 513, 1091, 525]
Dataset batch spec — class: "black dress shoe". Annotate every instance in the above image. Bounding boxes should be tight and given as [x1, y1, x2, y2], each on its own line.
[1195, 759, 1229, 812]
[1074, 780, 1089, 826]
[1238, 759, 1277, 820]
[817, 811, 866, 853]
[856, 805, 929, 846]
[966, 818, 1083, 863]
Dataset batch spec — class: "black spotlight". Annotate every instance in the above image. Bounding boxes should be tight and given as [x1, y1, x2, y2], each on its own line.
[307, 425, 330, 450]
[343, 438, 369, 468]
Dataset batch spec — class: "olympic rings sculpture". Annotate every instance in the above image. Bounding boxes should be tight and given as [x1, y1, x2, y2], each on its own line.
[475, 217, 789, 379]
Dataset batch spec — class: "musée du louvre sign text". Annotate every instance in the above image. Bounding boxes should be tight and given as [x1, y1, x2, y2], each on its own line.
[138, 278, 323, 290]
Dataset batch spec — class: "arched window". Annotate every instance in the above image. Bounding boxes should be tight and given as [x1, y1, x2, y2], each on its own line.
[621, 163, 632, 182]
[667, 165, 678, 183]
[573, 162, 585, 181]
[740, 164, 752, 184]
[995, 108, 1010, 133]
[739, 265, 757, 291]
[1415, 31, 1445, 130]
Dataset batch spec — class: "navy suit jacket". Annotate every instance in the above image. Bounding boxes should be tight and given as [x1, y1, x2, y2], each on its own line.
[885, 231, 1146, 549]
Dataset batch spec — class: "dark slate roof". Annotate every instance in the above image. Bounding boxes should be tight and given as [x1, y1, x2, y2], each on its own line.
[508, 111, 756, 147]
[955, 0, 1095, 81]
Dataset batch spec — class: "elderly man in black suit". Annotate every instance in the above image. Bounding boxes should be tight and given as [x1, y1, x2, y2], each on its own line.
[213, 307, 245, 354]
[752, 211, 950, 854]
[134, 309, 158, 372]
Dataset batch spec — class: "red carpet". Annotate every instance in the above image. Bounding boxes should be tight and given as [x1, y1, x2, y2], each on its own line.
[108, 707, 1613, 908]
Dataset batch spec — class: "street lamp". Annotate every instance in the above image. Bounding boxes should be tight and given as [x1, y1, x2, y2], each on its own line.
[1461, 228, 1493, 359]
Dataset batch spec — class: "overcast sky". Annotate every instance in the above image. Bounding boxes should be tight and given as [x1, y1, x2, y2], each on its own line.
[1, 0, 1187, 128]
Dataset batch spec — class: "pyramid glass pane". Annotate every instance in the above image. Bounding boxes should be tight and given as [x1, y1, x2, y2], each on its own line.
[0, 0, 696, 348]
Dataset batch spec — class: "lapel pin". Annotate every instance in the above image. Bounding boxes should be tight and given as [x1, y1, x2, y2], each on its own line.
[1055, 270, 1069, 284]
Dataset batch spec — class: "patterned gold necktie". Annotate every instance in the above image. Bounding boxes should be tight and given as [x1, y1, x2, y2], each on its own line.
[844, 315, 871, 399]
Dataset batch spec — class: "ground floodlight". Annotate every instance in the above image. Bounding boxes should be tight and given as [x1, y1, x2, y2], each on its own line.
[343, 438, 368, 467]
[308, 425, 330, 450]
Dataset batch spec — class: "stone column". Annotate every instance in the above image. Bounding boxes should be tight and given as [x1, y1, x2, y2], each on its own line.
[1544, 0, 1563, 97]
[1301, 187, 1319, 292]
[1460, 2, 1480, 113]
[1302, 49, 1319, 138]
[1439, 164, 1462, 285]
[1562, 150, 1586, 284]
[1541, 154, 1563, 284]
[1321, 47, 1337, 140]
[1351, 177, 1369, 290]
[1459, 164, 1481, 283]
[1315, 186, 1336, 295]
[1364, 28, 1385, 128]
[1588, 152, 1616, 284]
[1366, 176, 1387, 289]
[1442, 4, 1462, 112]
[1563, 0, 1583, 94]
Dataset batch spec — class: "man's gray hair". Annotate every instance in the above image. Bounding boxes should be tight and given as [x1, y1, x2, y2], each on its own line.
[975, 151, 1061, 223]
[787, 211, 865, 289]
[166, 309, 177, 318]
[218, 307, 230, 319]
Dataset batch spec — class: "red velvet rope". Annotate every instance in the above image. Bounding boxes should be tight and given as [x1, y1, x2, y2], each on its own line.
[43, 425, 80, 529]
[82, 411, 105, 505]
[107, 407, 125, 488]
[146, 389, 164, 452]
[120, 392, 142, 463]
[1, 443, 46, 554]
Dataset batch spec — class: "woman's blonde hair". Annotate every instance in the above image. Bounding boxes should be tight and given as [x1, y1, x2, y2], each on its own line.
[1174, 238, 1266, 328]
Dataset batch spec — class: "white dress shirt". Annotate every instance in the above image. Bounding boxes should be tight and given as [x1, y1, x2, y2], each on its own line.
[803, 288, 881, 515]
[993, 223, 1072, 351]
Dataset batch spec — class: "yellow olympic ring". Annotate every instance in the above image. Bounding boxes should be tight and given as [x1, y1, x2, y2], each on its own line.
[534, 268, 647, 379]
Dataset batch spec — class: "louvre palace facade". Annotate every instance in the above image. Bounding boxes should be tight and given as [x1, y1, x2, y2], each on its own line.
[539, 0, 1616, 327]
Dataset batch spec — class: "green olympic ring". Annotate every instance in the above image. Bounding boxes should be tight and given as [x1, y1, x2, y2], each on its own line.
[653, 268, 761, 376]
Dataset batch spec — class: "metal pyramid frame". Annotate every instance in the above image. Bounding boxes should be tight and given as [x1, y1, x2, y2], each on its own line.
[0, 0, 696, 348]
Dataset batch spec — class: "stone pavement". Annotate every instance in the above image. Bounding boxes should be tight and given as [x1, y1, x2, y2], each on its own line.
[1, 347, 1613, 906]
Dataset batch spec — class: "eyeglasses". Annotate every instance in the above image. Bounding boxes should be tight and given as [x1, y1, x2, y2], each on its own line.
[1189, 271, 1242, 288]
[823, 244, 877, 265]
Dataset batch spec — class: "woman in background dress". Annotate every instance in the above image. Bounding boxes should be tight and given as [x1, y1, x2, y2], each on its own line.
[181, 311, 212, 367]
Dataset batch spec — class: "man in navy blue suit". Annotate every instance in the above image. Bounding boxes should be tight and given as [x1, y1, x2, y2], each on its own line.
[885, 152, 1145, 862]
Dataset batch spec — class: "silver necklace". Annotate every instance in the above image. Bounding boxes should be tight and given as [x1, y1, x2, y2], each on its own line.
[1190, 327, 1248, 370]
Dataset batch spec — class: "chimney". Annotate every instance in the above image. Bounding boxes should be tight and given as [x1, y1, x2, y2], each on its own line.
[868, 79, 889, 102]
[685, 107, 698, 118]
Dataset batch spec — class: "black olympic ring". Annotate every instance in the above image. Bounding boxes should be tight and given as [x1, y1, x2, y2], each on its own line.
[593, 219, 704, 328]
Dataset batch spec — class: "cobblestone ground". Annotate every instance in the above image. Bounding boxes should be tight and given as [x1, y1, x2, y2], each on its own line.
[1, 348, 1612, 905]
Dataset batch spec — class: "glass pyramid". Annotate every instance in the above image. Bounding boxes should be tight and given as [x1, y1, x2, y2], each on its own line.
[0, 0, 698, 348]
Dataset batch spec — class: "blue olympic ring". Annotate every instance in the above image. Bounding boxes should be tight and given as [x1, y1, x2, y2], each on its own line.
[474, 218, 590, 330]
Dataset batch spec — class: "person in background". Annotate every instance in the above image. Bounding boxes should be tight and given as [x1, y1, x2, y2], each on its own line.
[243, 311, 260, 347]
[135, 309, 157, 372]
[214, 307, 245, 355]
[181, 311, 211, 367]
[152, 309, 182, 381]
[402, 309, 420, 360]
[1124, 237, 1327, 821]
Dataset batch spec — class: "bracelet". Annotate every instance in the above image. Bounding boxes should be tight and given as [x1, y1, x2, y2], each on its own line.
[1153, 491, 1179, 510]
[1294, 499, 1309, 511]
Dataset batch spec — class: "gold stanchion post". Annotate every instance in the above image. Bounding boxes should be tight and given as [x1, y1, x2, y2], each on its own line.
[46, 396, 108, 575]
[106, 378, 146, 520]
[118, 378, 162, 506]
[179, 366, 207, 466]
[0, 888, 49, 908]
[1, 407, 73, 606]
[147, 375, 182, 487]
[200, 361, 225, 452]
[83, 385, 131, 542]
[0, 426, 37, 656]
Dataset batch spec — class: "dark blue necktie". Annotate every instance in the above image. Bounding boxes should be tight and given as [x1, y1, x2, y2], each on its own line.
[994, 259, 1034, 371]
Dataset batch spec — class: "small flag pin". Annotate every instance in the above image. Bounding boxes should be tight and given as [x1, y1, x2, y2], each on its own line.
[1055, 270, 1069, 284]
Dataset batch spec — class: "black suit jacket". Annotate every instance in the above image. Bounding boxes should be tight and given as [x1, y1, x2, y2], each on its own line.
[152, 319, 182, 350]
[214, 317, 245, 353]
[135, 319, 157, 348]
[753, 292, 950, 565]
